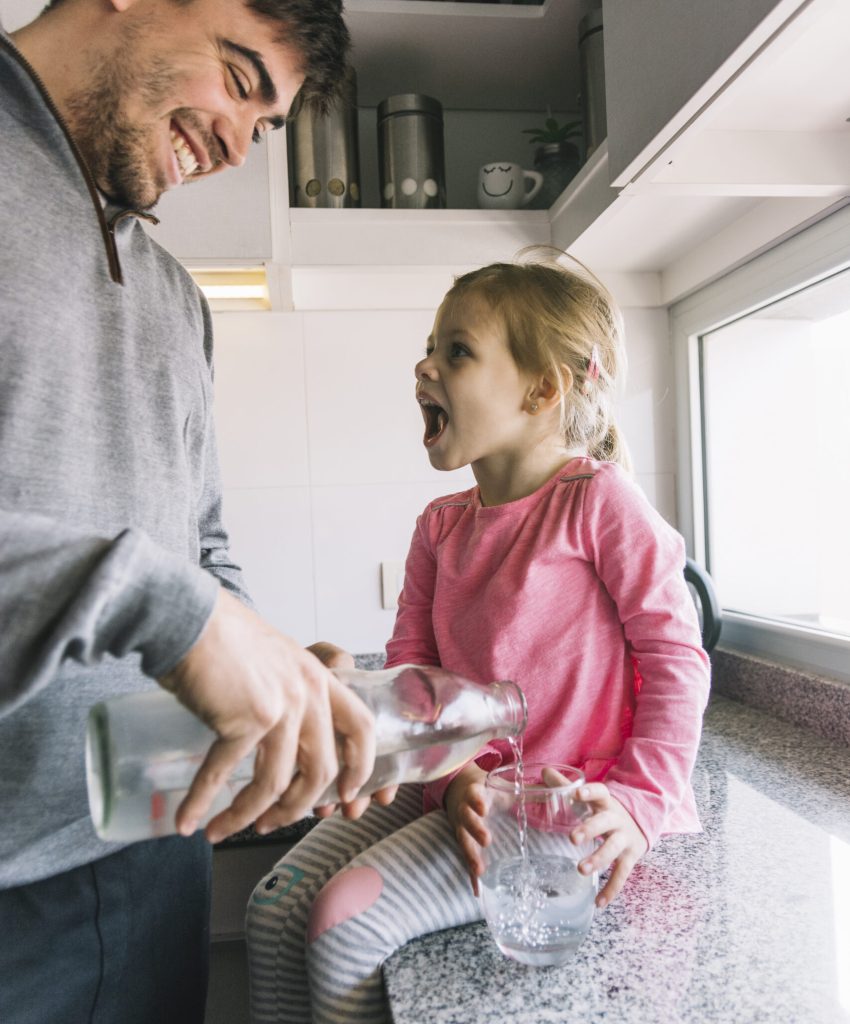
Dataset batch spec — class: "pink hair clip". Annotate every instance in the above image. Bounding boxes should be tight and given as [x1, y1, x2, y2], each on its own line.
[582, 344, 601, 395]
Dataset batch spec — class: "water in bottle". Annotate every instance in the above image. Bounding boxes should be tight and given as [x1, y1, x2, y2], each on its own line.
[86, 664, 527, 842]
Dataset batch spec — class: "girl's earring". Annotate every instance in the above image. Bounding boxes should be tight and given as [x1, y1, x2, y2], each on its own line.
[529, 401, 538, 413]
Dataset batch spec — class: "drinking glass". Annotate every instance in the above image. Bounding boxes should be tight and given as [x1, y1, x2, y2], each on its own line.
[480, 763, 598, 967]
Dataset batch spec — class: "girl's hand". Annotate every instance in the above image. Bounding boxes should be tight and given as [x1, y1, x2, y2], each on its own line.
[444, 763, 490, 895]
[570, 782, 648, 909]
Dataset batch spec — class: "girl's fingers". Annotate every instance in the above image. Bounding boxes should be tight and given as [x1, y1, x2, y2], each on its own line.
[596, 852, 638, 908]
[579, 831, 626, 876]
[576, 782, 611, 804]
[571, 809, 619, 846]
[460, 808, 489, 846]
[457, 830, 484, 896]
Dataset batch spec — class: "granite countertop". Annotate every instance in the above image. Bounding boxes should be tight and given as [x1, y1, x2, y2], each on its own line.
[384, 694, 850, 1024]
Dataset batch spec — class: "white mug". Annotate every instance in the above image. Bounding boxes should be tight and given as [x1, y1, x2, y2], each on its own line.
[477, 162, 543, 210]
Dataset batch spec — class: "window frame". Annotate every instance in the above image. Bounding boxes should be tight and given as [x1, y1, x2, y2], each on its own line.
[671, 200, 850, 683]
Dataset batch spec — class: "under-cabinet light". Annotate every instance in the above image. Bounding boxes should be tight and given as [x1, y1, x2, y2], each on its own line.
[188, 267, 270, 311]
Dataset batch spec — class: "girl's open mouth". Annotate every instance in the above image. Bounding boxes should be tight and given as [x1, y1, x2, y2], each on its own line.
[418, 396, 448, 447]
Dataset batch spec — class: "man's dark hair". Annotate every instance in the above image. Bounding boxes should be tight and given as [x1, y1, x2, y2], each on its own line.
[42, 0, 351, 110]
[245, 0, 350, 111]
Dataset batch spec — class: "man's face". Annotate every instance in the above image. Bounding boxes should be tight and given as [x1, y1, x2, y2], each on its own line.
[65, 0, 304, 209]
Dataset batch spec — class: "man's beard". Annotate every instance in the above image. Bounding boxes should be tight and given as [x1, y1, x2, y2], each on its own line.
[65, 49, 182, 210]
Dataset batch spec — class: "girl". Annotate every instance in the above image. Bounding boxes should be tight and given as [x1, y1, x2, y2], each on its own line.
[246, 250, 710, 1024]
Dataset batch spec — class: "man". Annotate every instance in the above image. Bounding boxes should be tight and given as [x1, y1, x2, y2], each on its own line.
[0, 0, 375, 1020]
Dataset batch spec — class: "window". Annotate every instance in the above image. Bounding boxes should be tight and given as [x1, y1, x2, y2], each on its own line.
[671, 203, 850, 681]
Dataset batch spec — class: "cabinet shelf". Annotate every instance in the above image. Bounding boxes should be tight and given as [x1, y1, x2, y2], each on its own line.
[288, 207, 552, 267]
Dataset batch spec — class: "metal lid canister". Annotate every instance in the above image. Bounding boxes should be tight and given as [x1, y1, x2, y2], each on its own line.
[288, 65, 361, 208]
[377, 94, 446, 209]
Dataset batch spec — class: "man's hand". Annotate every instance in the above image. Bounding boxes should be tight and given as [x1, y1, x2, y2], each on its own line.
[569, 782, 649, 909]
[306, 641, 355, 672]
[445, 763, 490, 896]
[159, 589, 376, 843]
[307, 640, 399, 820]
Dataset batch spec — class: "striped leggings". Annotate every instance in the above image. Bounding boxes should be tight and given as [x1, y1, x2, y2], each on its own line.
[245, 784, 482, 1023]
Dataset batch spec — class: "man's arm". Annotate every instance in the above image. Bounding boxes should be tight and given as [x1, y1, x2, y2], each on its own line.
[0, 509, 217, 717]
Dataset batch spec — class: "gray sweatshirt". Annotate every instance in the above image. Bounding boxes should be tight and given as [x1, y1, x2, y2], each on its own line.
[0, 29, 252, 886]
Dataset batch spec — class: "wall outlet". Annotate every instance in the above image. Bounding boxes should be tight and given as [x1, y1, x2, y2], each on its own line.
[380, 561, 405, 610]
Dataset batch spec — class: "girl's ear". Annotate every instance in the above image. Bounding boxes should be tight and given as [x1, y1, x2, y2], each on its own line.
[527, 366, 573, 413]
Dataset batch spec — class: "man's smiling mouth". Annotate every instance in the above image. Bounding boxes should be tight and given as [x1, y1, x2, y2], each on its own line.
[170, 126, 199, 178]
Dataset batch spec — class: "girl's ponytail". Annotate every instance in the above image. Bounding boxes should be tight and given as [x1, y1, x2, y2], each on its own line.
[590, 423, 632, 474]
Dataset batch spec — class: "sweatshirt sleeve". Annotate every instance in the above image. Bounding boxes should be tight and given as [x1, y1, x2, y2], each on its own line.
[0, 509, 219, 718]
[581, 467, 711, 847]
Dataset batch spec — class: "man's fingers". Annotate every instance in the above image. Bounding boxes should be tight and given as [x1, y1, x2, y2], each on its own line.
[307, 642, 355, 670]
[339, 794, 373, 820]
[327, 675, 376, 803]
[177, 734, 258, 838]
[372, 785, 399, 807]
[208, 716, 302, 841]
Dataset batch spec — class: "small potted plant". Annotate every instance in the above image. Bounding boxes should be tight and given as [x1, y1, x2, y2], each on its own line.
[522, 115, 583, 209]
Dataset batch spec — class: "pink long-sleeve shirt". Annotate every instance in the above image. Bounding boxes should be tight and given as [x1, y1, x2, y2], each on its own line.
[384, 458, 711, 848]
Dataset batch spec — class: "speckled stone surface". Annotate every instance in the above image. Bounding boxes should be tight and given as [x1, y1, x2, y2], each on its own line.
[711, 647, 850, 747]
[383, 695, 850, 1024]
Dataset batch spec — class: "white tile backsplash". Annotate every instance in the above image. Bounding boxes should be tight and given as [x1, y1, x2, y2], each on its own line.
[311, 480, 469, 653]
[303, 310, 471, 487]
[212, 313, 309, 488]
[221, 485, 316, 645]
[618, 307, 676, 478]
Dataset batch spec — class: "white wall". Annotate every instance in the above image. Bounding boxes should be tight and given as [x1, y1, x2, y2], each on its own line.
[212, 303, 675, 653]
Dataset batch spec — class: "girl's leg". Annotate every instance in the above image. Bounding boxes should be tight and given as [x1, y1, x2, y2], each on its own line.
[306, 809, 482, 1024]
[245, 785, 424, 1024]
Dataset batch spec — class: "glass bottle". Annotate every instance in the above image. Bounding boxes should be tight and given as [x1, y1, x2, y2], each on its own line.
[86, 664, 527, 843]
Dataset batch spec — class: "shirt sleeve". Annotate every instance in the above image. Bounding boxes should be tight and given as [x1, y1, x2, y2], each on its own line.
[580, 467, 711, 847]
[0, 510, 218, 718]
[384, 510, 440, 670]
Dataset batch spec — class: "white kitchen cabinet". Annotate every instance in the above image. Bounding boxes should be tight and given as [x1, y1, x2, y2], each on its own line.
[602, 0, 786, 188]
[555, 0, 850, 303]
[8, 0, 846, 306]
[159, 0, 850, 312]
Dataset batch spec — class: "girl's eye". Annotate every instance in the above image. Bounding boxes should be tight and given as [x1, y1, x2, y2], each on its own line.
[450, 343, 470, 359]
[229, 65, 250, 100]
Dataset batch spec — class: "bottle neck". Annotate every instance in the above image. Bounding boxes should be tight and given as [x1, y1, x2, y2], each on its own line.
[489, 680, 527, 738]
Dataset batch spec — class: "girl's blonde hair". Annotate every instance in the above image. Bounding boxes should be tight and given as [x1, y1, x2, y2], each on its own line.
[446, 246, 632, 471]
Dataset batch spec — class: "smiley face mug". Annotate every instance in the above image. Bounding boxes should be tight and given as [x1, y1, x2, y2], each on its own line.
[478, 162, 543, 210]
